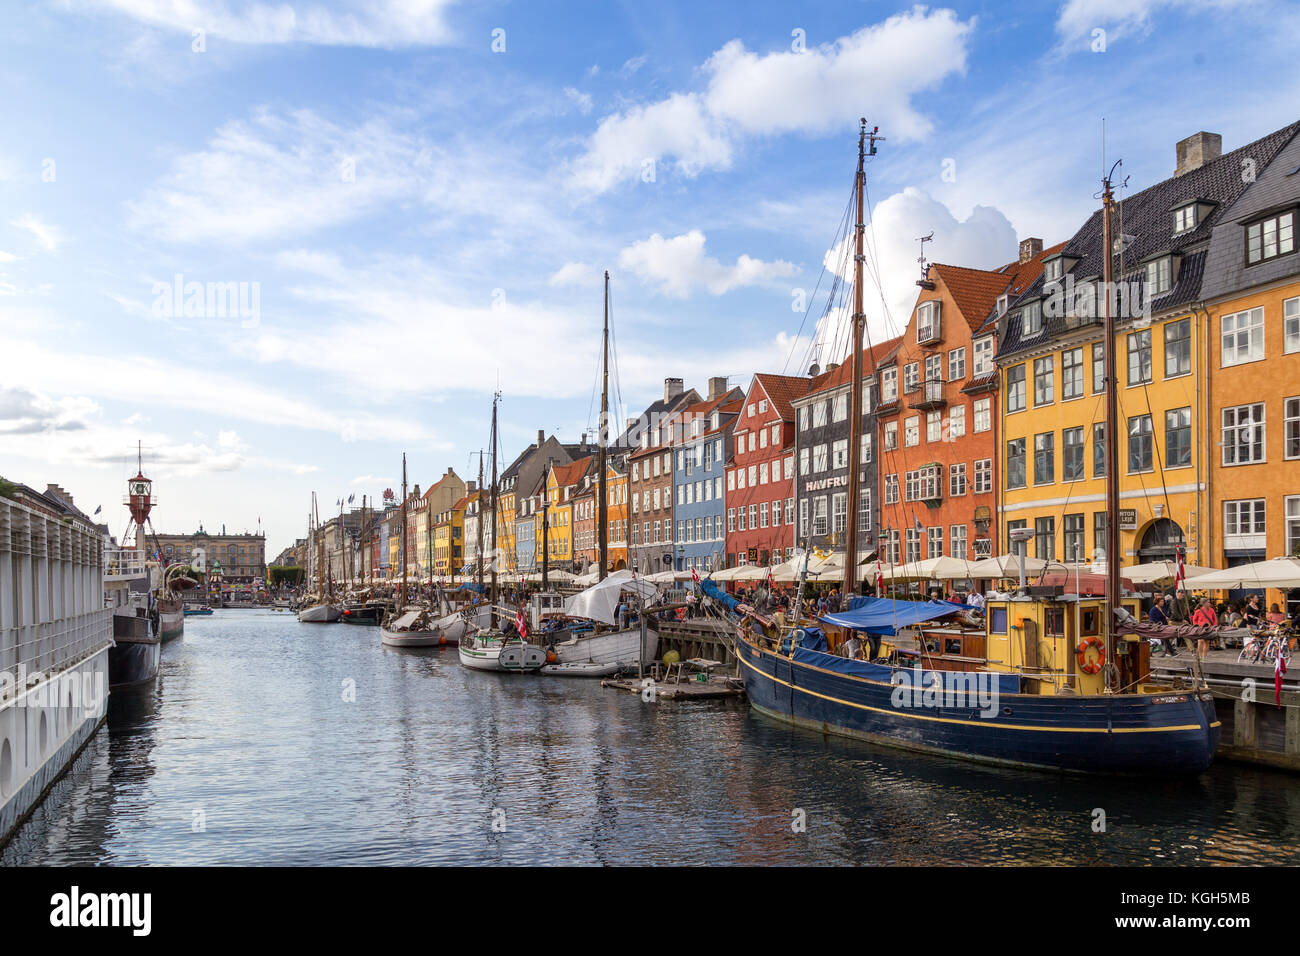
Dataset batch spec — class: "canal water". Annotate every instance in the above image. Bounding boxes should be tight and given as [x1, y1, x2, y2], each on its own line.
[4, 608, 1298, 866]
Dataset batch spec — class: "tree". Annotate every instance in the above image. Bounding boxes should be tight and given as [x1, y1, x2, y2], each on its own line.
[268, 565, 305, 587]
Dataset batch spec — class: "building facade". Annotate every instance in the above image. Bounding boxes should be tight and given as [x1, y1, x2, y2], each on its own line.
[673, 385, 744, 572]
[153, 525, 267, 587]
[725, 374, 805, 567]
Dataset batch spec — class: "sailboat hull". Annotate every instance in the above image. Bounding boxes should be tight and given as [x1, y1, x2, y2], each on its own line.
[539, 627, 658, 676]
[380, 628, 455, 648]
[298, 604, 342, 623]
[736, 637, 1219, 775]
[458, 639, 545, 672]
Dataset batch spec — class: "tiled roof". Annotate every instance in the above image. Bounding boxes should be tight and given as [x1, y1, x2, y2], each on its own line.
[801, 335, 903, 398]
[752, 372, 815, 421]
[550, 456, 592, 490]
[999, 121, 1300, 359]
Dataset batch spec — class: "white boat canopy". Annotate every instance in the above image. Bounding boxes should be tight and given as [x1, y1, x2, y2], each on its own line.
[564, 569, 659, 625]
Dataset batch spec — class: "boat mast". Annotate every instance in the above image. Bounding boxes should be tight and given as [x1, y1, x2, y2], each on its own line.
[400, 453, 408, 609]
[476, 451, 485, 590]
[844, 119, 871, 599]
[598, 270, 610, 582]
[490, 393, 500, 622]
[541, 458, 551, 591]
[1101, 165, 1121, 680]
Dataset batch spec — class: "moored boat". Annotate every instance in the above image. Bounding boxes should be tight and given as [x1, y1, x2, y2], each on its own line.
[458, 631, 546, 672]
[534, 572, 660, 676]
[183, 602, 213, 616]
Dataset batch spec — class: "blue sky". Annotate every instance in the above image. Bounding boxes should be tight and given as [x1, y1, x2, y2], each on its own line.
[2, 0, 1296, 554]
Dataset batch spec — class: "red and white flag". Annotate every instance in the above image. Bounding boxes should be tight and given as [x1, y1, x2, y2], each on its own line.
[766, 564, 775, 591]
[1276, 651, 1287, 709]
[690, 566, 700, 589]
[516, 607, 528, 640]
[875, 557, 885, 593]
[1174, 545, 1186, 589]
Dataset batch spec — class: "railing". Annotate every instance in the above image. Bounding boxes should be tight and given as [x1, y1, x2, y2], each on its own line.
[103, 548, 147, 581]
[0, 608, 114, 703]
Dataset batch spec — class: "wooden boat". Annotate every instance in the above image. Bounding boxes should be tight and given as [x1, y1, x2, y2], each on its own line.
[726, 124, 1218, 775]
[298, 601, 342, 623]
[380, 608, 458, 647]
[341, 602, 385, 625]
[299, 493, 341, 623]
[534, 573, 660, 677]
[183, 603, 213, 616]
[458, 632, 546, 672]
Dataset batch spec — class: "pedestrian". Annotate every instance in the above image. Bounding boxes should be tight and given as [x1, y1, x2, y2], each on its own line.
[1191, 597, 1218, 659]
[1149, 594, 1176, 657]
[1267, 603, 1287, 626]
[1243, 593, 1264, 628]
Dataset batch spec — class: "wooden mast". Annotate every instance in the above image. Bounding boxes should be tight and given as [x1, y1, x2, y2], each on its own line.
[490, 394, 500, 624]
[475, 451, 485, 590]
[399, 454, 408, 609]
[598, 270, 610, 582]
[843, 119, 869, 598]
[1101, 166, 1121, 683]
[541, 458, 551, 591]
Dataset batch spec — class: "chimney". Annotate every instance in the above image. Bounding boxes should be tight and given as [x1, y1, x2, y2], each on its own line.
[1018, 238, 1043, 264]
[580, 431, 587, 451]
[825, 362, 839, 374]
[664, 377, 684, 402]
[708, 376, 728, 400]
[1176, 131, 1221, 177]
[537, 429, 545, 448]
[467, 480, 477, 494]
[626, 417, 637, 432]
[45, 483, 72, 506]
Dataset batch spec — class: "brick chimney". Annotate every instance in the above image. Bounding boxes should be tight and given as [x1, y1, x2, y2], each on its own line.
[1176, 131, 1222, 177]
[45, 484, 73, 507]
[664, 377, 684, 402]
[536, 429, 545, 448]
[708, 376, 728, 400]
[1018, 238, 1043, 264]
[467, 480, 477, 494]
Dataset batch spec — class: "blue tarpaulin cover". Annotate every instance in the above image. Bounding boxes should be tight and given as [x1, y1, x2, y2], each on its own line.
[820, 597, 960, 635]
[701, 579, 741, 613]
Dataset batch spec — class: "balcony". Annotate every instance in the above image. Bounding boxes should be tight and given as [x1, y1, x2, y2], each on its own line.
[908, 379, 947, 411]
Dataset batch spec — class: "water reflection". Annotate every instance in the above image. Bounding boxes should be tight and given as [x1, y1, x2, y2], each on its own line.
[3, 608, 1297, 866]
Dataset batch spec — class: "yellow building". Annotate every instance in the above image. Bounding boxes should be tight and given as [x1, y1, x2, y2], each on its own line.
[537, 457, 589, 569]
[994, 130, 1288, 571]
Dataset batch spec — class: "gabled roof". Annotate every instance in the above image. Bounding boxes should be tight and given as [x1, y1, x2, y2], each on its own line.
[799, 335, 904, 399]
[550, 456, 592, 491]
[750, 373, 814, 422]
[999, 121, 1300, 358]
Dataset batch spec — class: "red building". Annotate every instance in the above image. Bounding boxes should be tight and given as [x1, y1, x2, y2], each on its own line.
[725, 373, 808, 567]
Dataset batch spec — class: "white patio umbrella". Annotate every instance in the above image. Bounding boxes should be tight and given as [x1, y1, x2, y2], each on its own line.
[968, 553, 1050, 578]
[878, 556, 974, 581]
[1186, 557, 1300, 590]
[805, 553, 844, 579]
[1120, 560, 1216, 585]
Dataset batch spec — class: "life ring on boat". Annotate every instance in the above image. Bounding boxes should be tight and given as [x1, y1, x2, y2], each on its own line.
[1076, 636, 1105, 674]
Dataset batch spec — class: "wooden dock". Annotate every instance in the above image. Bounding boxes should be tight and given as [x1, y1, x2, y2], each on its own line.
[1151, 649, 1300, 772]
[601, 674, 745, 700]
[655, 618, 738, 667]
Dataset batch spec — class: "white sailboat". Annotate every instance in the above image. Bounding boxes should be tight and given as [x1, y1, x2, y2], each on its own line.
[299, 493, 342, 623]
[537, 570, 660, 676]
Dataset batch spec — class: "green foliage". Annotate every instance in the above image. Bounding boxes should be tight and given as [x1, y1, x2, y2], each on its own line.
[268, 565, 305, 587]
[0, 478, 18, 501]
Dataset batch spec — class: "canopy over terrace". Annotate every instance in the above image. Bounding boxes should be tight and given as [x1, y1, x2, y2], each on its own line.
[877, 556, 974, 582]
[1187, 557, 1300, 590]
[1119, 560, 1217, 585]
[820, 597, 962, 634]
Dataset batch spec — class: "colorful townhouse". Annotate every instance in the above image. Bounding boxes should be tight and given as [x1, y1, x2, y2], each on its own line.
[420, 468, 465, 572]
[673, 382, 745, 572]
[876, 247, 1056, 567]
[461, 489, 483, 576]
[725, 374, 806, 567]
[995, 127, 1298, 570]
[629, 420, 677, 575]
[1199, 121, 1300, 610]
[539, 456, 589, 572]
[500, 429, 583, 573]
[791, 337, 899, 565]
[572, 460, 631, 572]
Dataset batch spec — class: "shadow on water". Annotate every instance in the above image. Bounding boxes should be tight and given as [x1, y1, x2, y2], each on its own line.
[4, 606, 1298, 865]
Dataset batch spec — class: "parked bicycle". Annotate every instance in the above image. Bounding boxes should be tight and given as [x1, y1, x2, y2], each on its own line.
[1238, 624, 1295, 664]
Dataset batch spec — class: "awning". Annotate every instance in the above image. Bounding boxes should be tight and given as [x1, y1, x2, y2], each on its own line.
[820, 597, 962, 635]
[564, 570, 658, 624]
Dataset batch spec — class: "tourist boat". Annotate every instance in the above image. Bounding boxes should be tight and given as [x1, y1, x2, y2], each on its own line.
[379, 607, 459, 647]
[183, 602, 213, 616]
[725, 124, 1219, 775]
[535, 572, 660, 676]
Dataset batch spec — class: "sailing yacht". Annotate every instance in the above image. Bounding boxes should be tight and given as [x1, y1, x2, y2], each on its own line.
[728, 122, 1219, 774]
[299, 493, 342, 623]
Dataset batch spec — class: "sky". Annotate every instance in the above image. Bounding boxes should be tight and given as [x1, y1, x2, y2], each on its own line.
[2, 0, 1297, 556]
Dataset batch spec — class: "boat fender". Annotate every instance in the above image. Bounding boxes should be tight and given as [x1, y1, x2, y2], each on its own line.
[1076, 636, 1105, 674]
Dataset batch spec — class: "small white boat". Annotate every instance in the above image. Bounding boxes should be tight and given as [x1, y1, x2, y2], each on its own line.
[458, 632, 545, 672]
[543, 625, 658, 672]
[298, 602, 342, 623]
[538, 660, 625, 677]
[380, 609, 457, 648]
[533, 572, 661, 677]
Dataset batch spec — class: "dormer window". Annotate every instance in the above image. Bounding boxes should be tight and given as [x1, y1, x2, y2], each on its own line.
[1043, 257, 1064, 283]
[711, 411, 720, 430]
[1145, 256, 1172, 297]
[996, 294, 1008, 316]
[917, 300, 941, 343]
[1173, 204, 1197, 234]
[1021, 300, 1043, 337]
[1246, 210, 1296, 264]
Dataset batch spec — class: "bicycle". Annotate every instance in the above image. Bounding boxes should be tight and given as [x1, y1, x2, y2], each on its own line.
[1239, 626, 1294, 664]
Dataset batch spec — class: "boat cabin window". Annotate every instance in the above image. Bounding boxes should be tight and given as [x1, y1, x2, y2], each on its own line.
[1080, 607, 1100, 636]
[1045, 607, 1064, 637]
[990, 608, 1007, 634]
[944, 637, 963, 655]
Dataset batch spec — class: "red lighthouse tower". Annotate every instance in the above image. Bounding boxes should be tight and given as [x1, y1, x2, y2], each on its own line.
[124, 441, 156, 549]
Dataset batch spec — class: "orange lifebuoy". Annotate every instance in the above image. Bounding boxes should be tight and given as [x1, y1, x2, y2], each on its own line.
[1076, 636, 1105, 674]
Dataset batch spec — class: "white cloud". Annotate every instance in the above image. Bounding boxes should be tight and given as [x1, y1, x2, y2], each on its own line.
[620, 55, 647, 76]
[66, 0, 460, 48]
[127, 109, 429, 243]
[548, 261, 598, 287]
[617, 230, 796, 298]
[0, 251, 18, 262]
[10, 214, 61, 252]
[1055, 0, 1254, 48]
[570, 7, 974, 194]
[563, 87, 593, 115]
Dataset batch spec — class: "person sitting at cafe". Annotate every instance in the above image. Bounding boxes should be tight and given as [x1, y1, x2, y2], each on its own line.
[1149, 594, 1176, 657]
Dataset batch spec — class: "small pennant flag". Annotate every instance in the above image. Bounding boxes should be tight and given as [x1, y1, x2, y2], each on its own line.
[876, 556, 885, 593]
[1174, 545, 1186, 589]
[766, 564, 775, 591]
[914, 516, 924, 532]
[93, 505, 102, 515]
[348, 493, 355, 504]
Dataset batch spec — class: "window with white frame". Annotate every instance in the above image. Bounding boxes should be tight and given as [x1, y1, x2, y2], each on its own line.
[924, 354, 942, 387]
[813, 402, 827, 428]
[1246, 211, 1295, 264]
[1221, 307, 1265, 366]
[948, 347, 966, 381]
[1034, 356, 1054, 405]
[798, 406, 809, 432]
[1224, 498, 1266, 545]
[973, 336, 994, 376]
[758, 399, 768, 414]
[926, 411, 942, 443]
[1145, 257, 1172, 297]
[1021, 300, 1043, 336]
[798, 499, 807, 536]
[832, 394, 847, 422]
[1222, 403, 1265, 465]
[927, 526, 944, 558]
[772, 424, 781, 447]
[799, 447, 809, 475]
[759, 462, 769, 484]
[861, 432, 873, 463]
[784, 456, 793, 480]
[832, 439, 848, 469]
[973, 397, 991, 433]
[831, 493, 847, 533]
[812, 497, 828, 536]
[813, 444, 828, 472]
[948, 403, 965, 438]
[950, 462, 967, 497]
[1127, 329, 1153, 385]
[1007, 364, 1026, 412]
[950, 524, 968, 559]
[917, 300, 941, 342]
[884, 474, 899, 504]
[1286, 297, 1300, 354]
[904, 363, 919, 393]
[785, 498, 795, 525]
[1287, 496, 1300, 557]
[1285, 396, 1300, 460]
[771, 499, 781, 527]
[1173, 204, 1197, 234]
[904, 416, 919, 447]
[881, 367, 898, 403]
[858, 490, 871, 532]
[974, 458, 992, 494]
[1062, 347, 1083, 399]
[884, 420, 898, 450]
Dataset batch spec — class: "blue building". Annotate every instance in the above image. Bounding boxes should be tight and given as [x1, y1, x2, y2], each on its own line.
[673, 384, 744, 572]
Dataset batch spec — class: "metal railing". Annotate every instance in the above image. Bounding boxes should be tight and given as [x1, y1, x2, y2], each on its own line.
[103, 548, 147, 581]
[0, 608, 114, 703]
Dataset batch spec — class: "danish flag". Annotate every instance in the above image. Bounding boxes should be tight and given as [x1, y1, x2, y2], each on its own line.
[766, 564, 775, 591]
[516, 607, 528, 640]
[1174, 545, 1186, 588]
[875, 557, 885, 593]
[1276, 650, 1287, 710]
[690, 566, 700, 588]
